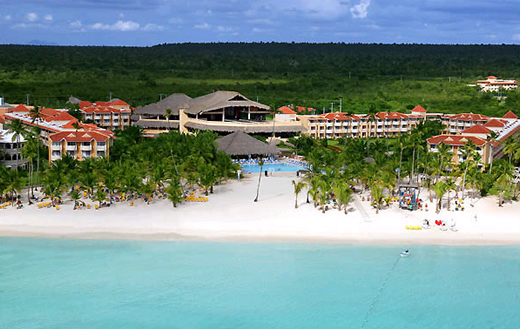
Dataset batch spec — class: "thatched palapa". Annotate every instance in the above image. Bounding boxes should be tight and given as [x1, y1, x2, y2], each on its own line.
[134, 93, 192, 117]
[184, 91, 270, 115]
[216, 130, 280, 156]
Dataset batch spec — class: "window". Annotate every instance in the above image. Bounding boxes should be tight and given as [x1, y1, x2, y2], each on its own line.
[52, 141, 61, 147]
[67, 142, 76, 147]
[52, 151, 61, 157]
[67, 151, 75, 157]
[97, 151, 105, 157]
[82, 151, 91, 158]
[82, 142, 90, 147]
[97, 141, 106, 147]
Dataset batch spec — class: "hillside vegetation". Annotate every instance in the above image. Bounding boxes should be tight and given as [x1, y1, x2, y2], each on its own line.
[0, 43, 519, 116]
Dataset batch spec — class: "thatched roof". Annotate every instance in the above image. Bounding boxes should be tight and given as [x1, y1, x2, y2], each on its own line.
[134, 120, 179, 129]
[184, 121, 305, 133]
[67, 95, 82, 104]
[184, 91, 270, 115]
[134, 93, 192, 116]
[215, 130, 280, 156]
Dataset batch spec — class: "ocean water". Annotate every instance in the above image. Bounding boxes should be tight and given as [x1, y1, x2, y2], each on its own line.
[1, 238, 519, 329]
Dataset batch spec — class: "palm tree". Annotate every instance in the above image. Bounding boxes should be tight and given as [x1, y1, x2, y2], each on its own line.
[408, 134, 424, 184]
[253, 159, 264, 202]
[3, 169, 24, 201]
[29, 106, 44, 185]
[493, 161, 514, 207]
[396, 135, 407, 185]
[369, 181, 385, 214]
[5, 119, 26, 172]
[20, 136, 38, 203]
[503, 136, 520, 164]
[486, 131, 498, 174]
[292, 179, 305, 208]
[444, 178, 457, 211]
[433, 180, 448, 211]
[165, 179, 183, 207]
[94, 188, 107, 208]
[31, 126, 42, 188]
[435, 142, 452, 184]
[70, 189, 80, 209]
[334, 181, 353, 214]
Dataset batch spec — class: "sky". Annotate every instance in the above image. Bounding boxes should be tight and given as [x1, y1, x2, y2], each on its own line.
[1, 0, 519, 46]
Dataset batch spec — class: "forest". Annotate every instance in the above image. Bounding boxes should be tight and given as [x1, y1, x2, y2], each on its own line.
[0, 43, 519, 116]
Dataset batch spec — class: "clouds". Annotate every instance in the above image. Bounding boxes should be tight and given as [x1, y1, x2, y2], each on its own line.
[194, 22, 211, 30]
[89, 20, 140, 31]
[26, 13, 38, 22]
[1, 0, 519, 45]
[350, 0, 370, 19]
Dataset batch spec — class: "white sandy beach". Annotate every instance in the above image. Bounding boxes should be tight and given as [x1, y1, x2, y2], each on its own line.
[1, 172, 519, 245]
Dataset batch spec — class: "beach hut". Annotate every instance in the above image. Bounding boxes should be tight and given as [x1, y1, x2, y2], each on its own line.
[215, 130, 280, 156]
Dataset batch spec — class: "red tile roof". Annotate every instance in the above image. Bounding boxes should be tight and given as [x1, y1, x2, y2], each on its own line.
[109, 99, 129, 106]
[483, 119, 506, 128]
[79, 101, 93, 108]
[81, 105, 130, 114]
[44, 111, 77, 122]
[427, 135, 487, 147]
[503, 110, 518, 119]
[445, 113, 489, 121]
[49, 131, 111, 142]
[487, 76, 497, 79]
[11, 104, 30, 113]
[295, 106, 314, 113]
[277, 106, 296, 114]
[377, 112, 409, 119]
[412, 105, 427, 112]
[461, 124, 492, 135]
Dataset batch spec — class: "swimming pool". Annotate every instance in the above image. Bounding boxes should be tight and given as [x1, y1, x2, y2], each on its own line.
[241, 162, 308, 173]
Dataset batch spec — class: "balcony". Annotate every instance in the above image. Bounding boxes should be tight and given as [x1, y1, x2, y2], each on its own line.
[66, 144, 76, 151]
[51, 143, 61, 150]
[97, 145, 106, 151]
[81, 144, 92, 151]
[183, 118, 305, 134]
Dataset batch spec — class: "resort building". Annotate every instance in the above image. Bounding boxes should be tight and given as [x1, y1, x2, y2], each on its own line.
[49, 130, 111, 162]
[133, 93, 192, 136]
[475, 76, 518, 92]
[133, 91, 305, 137]
[427, 113, 520, 165]
[78, 99, 132, 131]
[0, 129, 27, 169]
[441, 113, 489, 134]
[3, 104, 114, 163]
[299, 111, 421, 139]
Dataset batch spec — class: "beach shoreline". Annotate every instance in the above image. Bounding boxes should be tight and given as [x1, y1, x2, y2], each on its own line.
[1, 173, 519, 246]
[1, 230, 519, 246]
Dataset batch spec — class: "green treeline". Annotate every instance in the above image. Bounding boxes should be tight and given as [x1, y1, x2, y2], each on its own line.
[0, 43, 519, 116]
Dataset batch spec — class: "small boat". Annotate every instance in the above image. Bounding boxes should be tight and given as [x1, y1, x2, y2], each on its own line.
[400, 250, 410, 257]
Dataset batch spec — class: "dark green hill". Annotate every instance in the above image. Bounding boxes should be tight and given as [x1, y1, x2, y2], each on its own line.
[0, 43, 519, 116]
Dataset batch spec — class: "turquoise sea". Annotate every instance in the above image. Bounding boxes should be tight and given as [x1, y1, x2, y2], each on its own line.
[1, 238, 519, 329]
